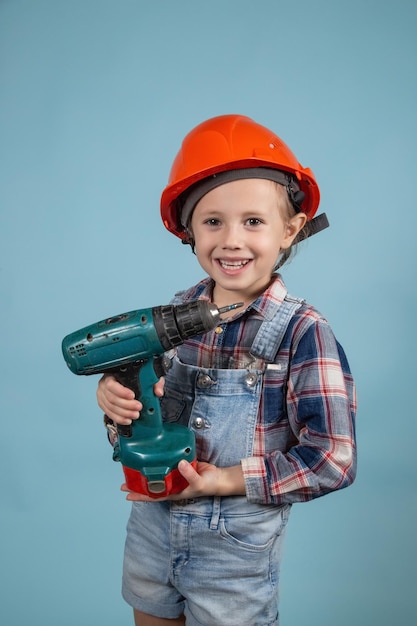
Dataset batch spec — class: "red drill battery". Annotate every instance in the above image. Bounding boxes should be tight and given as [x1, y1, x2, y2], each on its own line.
[122, 459, 198, 498]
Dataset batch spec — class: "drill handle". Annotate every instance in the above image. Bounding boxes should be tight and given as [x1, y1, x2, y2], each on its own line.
[110, 357, 164, 438]
[112, 362, 142, 438]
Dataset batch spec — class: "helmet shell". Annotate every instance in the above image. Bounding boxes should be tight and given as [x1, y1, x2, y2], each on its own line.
[160, 114, 320, 239]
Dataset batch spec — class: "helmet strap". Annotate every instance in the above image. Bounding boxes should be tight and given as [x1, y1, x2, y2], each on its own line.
[181, 233, 196, 254]
[295, 212, 329, 243]
[286, 185, 306, 213]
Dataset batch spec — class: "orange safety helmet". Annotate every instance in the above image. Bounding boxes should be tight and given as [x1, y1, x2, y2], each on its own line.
[160, 114, 321, 240]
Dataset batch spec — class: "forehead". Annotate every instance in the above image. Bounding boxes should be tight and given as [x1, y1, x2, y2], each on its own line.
[194, 178, 285, 210]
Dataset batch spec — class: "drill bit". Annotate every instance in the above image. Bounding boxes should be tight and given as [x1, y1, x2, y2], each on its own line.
[218, 302, 244, 314]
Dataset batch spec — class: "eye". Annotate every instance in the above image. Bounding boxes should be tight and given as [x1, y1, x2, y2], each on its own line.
[246, 217, 262, 226]
[204, 218, 221, 226]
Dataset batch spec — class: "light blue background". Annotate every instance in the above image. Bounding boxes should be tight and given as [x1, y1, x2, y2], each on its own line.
[1, 1, 416, 625]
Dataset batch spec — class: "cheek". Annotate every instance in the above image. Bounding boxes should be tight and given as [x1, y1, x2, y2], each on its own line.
[193, 229, 215, 252]
[193, 238, 210, 261]
[255, 232, 283, 256]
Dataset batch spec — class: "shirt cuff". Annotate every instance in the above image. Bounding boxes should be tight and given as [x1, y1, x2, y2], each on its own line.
[241, 456, 269, 503]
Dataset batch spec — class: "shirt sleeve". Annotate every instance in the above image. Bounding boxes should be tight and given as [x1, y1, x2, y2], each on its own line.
[241, 319, 357, 504]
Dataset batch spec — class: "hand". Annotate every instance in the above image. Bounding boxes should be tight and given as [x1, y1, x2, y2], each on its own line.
[96, 374, 165, 425]
[121, 459, 246, 501]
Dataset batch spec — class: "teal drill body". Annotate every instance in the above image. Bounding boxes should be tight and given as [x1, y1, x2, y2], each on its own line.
[62, 301, 242, 497]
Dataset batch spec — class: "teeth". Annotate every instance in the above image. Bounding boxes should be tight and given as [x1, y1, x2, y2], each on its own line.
[219, 260, 249, 269]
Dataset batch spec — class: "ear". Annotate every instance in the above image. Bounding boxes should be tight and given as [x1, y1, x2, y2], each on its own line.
[281, 213, 308, 249]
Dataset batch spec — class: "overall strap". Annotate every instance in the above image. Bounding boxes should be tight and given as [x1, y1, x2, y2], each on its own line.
[250, 295, 304, 362]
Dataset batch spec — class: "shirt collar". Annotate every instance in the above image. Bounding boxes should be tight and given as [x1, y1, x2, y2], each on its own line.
[247, 274, 288, 321]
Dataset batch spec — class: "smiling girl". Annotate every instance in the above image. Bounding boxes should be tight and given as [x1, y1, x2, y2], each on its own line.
[97, 115, 357, 626]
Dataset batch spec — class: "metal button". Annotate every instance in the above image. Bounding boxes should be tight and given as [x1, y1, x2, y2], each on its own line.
[193, 417, 205, 429]
[245, 372, 258, 387]
[197, 373, 214, 388]
[215, 326, 223, 334]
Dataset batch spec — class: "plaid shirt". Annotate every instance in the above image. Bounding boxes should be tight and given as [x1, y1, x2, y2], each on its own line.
[173, 274, 357, 505]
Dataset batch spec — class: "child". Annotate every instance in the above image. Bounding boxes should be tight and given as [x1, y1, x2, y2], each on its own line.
[97, 114, 357, 626]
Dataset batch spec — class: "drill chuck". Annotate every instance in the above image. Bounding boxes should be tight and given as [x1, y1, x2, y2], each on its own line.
[152, 301, 242, 351]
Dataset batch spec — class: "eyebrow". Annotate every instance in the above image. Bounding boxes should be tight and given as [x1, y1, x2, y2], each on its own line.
[196, 206, 272, 217]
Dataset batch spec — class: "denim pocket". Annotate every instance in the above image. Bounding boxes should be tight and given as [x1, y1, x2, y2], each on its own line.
[160, 387, 187, 424]
[218, 505, 290, 552]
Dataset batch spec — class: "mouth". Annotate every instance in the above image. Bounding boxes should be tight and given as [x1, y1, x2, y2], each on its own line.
[217, 259, 251, 271]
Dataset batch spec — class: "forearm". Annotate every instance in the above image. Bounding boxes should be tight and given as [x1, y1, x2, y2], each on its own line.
[242, 436, 357, 505]
[216, 464, 246, 496]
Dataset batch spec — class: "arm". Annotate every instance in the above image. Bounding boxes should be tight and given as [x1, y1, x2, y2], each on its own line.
[242, 319, 357, 504]
[97, 375, 246, 500]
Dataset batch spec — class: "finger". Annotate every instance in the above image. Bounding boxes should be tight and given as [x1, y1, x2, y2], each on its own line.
[120, 484, 159, 502]
[97, 376, 141, 423]
[177, 459, 199, 485]
[153, 376, 165, 397]
[97, 393, 141, 423]
[102, 404, 140, 424]
[100, 375, 136, 400]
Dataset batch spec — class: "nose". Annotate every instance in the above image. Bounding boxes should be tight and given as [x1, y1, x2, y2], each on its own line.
[221, 223, 242, 249]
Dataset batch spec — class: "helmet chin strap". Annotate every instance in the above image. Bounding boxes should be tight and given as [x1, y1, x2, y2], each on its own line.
[295, 212, 329, 242]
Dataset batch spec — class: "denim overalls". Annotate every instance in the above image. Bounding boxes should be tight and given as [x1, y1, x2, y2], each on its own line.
[122, 295, 303, 626]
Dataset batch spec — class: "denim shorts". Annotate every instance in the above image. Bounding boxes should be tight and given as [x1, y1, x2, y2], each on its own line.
[122, 497, 291, 626]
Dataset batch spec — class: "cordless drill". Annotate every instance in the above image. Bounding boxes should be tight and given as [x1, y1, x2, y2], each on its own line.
[62, 300, 242, 497]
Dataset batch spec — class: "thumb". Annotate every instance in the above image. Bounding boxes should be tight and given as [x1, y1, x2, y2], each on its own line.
[178, 459, 197, 481]
[153, 376, 165, 397]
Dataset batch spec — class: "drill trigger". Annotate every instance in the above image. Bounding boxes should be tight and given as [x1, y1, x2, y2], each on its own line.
[153, 355, 165, 379]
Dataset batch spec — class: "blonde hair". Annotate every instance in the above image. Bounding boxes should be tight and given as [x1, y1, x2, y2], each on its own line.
[273, 182, 308, 269]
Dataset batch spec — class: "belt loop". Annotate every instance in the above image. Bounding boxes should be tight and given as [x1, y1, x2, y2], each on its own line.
[209, 496, 221, 529]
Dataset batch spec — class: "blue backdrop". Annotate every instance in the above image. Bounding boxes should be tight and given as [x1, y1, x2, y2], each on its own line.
[1, 1, 416, 625]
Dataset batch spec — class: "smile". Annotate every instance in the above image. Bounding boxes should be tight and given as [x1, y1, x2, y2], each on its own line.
[218, 259, 250, 270]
